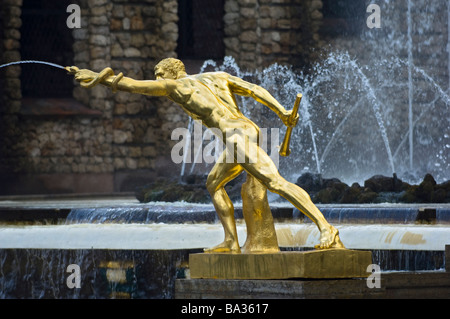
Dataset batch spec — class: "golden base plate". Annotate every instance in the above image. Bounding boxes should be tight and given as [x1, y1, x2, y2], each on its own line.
[189, 249, 373, 279]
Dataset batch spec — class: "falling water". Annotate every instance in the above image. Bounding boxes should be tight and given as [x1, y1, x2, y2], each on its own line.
[178, 50, 448, 186]
[179, 1, 449, 186]
[407, 0, 414, 171]
[448, 1, 450, 93]
[324, 53, 396, 175]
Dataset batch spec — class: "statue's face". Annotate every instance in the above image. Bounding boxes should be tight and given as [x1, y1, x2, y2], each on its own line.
[155, 66, 175, 80]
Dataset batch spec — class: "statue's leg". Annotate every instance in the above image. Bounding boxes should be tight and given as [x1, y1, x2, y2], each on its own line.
[205, 151, 244, 253]
[238, 143, 345, 250]
[241, 174, 279, 253]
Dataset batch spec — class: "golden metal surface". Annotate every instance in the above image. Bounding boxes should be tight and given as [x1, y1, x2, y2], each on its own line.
[240, 175, 279, 253]
[189, 249, 373, 279]
[67, 58, 345, 253]
[279, 93, 302, 157]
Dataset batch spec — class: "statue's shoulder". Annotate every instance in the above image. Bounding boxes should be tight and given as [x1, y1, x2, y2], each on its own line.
[195, 71, 230, 79]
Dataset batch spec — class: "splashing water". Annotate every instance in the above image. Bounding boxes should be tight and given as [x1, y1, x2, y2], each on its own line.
[0, 60, 66, 71]
[180, 52, 448, 186]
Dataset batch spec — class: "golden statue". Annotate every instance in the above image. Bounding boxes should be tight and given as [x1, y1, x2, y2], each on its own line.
[66, 58, 345, 254]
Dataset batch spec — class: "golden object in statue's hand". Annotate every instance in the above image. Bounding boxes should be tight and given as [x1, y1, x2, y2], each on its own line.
[279, 93, 302, 157]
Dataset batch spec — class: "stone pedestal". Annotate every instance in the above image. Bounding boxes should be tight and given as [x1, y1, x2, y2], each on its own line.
[189, 249, 373, 280]
[176, 272, 450, 299]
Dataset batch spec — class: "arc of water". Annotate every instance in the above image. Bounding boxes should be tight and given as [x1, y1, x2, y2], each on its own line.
[291, 88, 322, 175]
[350, 61, 396, 174]
[317, 53, 395, 175]
[448, 0, 450, 93]
[392, 58, 450, 162]
[0, 60, 66, 70]
[308, 121, 321, 174]
[393, 97, 439, 161]
[319, 97, 365, 167]
[409, 62, 450, 106]
[199, 60, 217, 73]
[407, 0, 414, 171]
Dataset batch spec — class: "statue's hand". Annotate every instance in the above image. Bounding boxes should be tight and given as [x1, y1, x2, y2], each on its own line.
[66, 66, 96, 81]
[71, 68, 98, 84]
[281, 110, 299, 127]
[66, 66, 79, 75]
[66, 66, 115, 89]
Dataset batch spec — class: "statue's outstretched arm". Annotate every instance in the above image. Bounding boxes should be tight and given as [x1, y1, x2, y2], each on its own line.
[227, 75, 297, 126]
[67, 66, 168, 96]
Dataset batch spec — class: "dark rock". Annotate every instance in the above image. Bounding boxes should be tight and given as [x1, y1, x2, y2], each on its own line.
[314, 187, 341, 204]
[339, 184, 362, 203]
[181, 174, 208, 185]
[135, 179, 210, 203]
[364, 174, 403, 193]
[296, 173, 324, 193]
[313, 180, 349, 204]
[435, 180, 450, 202]
[416, 173, 437, 202]
[398, 174, 450, 203]
[322, 177, 344, 188]
[135, 173, 449, 204]
[357, 188, 379, 203]
[328, 180, 349, 193]
[400, 185, 419, 203]
[422, 173, 437, 185]
[438, 180, 450, 192]
[431, 188, 446, 203]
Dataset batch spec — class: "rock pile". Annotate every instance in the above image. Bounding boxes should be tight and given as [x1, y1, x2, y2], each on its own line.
[296, 173, 450, 204]
[136, 172, 450, 204]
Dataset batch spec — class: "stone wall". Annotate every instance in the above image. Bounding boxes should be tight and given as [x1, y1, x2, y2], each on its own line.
[71, 0, 185, 189]
[0, 0, 25, 193]
[1, 0, 448, 195]
[0, 0, 183, 194]
[0, 0, 325, 195]
[223, 0, 323, 70]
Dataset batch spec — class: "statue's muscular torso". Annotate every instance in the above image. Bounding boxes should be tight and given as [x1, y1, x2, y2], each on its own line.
[165, 72, 259, 137]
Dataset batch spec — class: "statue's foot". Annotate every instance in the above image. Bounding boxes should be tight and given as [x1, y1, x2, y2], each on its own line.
[314, 225, 345, 250]
[241, 239, 280, 254]
[204, 240, 241, 254]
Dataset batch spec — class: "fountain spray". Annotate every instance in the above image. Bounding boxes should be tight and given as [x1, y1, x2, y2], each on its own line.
[0, 60, 68, 71]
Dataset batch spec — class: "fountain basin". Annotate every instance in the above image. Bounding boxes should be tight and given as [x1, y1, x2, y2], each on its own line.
[0, 223, 448, 252]
[0, 196, 449, 298]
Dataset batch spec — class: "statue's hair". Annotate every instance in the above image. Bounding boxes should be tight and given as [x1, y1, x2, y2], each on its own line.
[154, 58, 186, 79]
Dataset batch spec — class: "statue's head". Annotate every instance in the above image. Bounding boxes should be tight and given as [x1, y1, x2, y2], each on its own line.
[154, 58, 186, 80]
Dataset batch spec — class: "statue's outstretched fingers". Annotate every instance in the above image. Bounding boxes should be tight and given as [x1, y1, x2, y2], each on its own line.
[65, 66, 79, 74]
[81, 67, 114, 89]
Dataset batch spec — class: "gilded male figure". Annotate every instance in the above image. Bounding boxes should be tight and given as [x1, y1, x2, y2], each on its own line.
[68, 58, 344, 253]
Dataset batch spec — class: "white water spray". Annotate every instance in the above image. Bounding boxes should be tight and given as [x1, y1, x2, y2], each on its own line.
[407, 0, 414, 171]
[0, 60, 66, 70]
